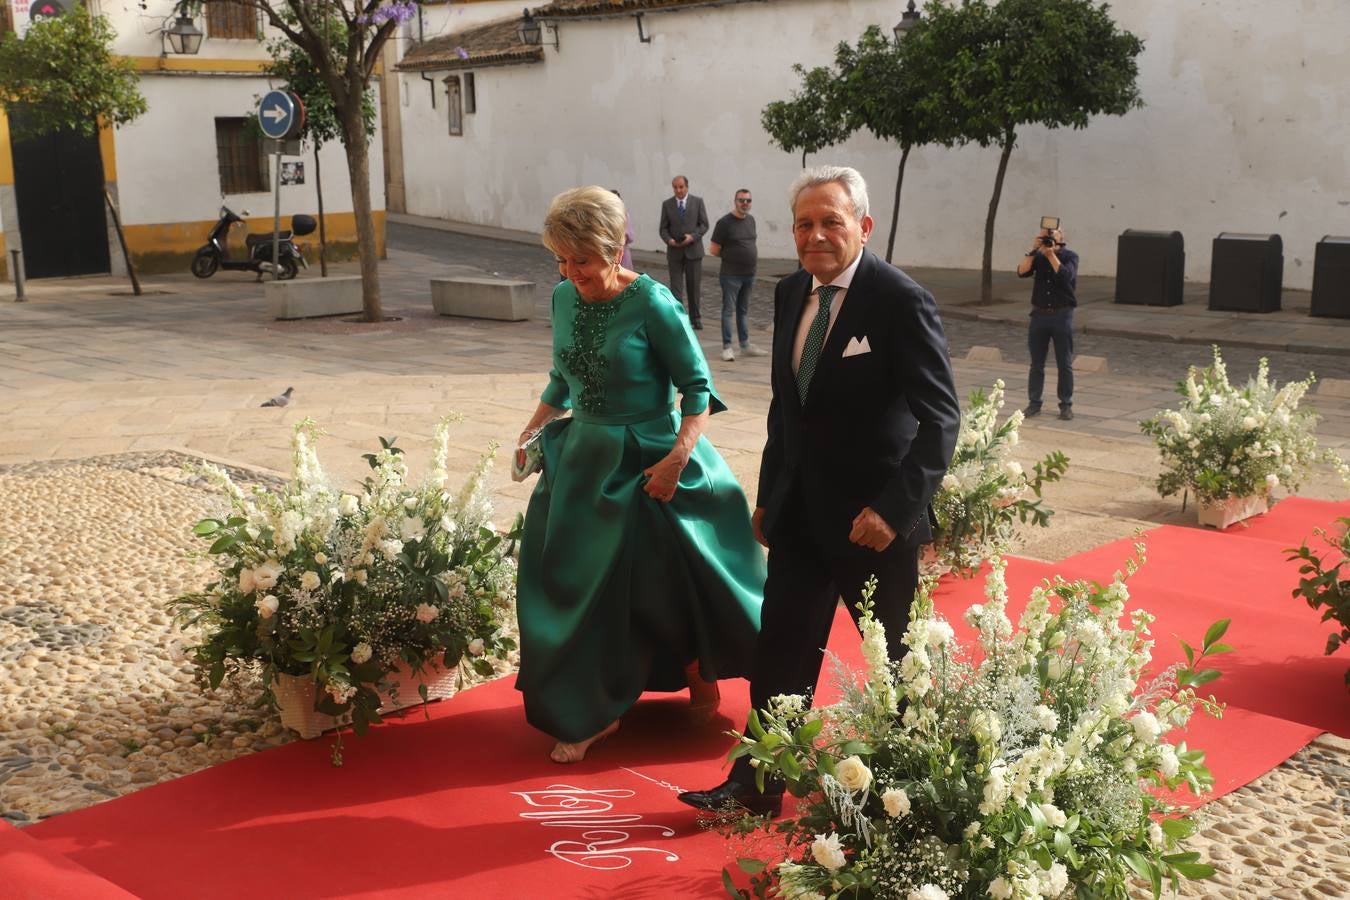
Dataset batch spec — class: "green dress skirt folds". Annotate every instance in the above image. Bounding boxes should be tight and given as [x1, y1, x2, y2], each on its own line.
[517, 274, 766, 743]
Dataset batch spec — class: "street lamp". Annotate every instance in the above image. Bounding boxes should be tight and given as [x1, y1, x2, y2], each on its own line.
[517, 8, 542, 46]
[893, 0, 921, 41]
[162, 15, 204, 55]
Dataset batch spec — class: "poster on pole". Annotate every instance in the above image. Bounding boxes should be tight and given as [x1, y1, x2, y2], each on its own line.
[280, 161, 305, 186]
[9, 0, 68, 38]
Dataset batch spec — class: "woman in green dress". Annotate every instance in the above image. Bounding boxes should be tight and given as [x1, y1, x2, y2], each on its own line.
[516, 186, 766, 764]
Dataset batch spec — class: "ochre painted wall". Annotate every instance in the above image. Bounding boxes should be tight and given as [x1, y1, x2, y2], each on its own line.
[124, 211, 387, 274]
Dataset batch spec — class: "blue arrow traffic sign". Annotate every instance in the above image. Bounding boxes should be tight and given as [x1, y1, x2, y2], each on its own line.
[258, 90, 301, 140]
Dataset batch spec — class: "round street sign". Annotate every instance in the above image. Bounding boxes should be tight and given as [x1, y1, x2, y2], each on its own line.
[258, 90, 304, 140]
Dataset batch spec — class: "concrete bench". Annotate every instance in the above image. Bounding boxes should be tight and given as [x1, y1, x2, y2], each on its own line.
[431, 276, 534, 321]
[266, 275, 363, 320]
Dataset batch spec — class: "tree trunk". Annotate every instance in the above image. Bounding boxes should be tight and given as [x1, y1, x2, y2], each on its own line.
[340, 99, 382, 322]
[885, 144, 911, 265]
[102, 187, 141, 296]
[981, 130, 1016, 304]
[314, 139, 328, 277]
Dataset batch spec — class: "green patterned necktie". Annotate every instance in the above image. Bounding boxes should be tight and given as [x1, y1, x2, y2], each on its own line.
[796, 285, 839, 404]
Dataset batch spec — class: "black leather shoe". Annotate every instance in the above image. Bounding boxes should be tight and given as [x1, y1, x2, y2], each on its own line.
[1058, 407, 1074, 421]
[677, 779, 783, 817]
[1023, 404, 1042, 417]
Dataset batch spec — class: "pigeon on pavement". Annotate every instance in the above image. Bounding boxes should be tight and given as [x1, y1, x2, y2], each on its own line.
[261, 387, 294, 408]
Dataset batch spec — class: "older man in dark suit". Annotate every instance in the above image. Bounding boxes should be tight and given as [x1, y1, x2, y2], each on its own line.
[678, 165, 960, 816]
[658, 175, 710, 328]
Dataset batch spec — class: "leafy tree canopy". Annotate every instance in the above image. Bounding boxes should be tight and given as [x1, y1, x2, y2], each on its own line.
[0, 7, 146, 141]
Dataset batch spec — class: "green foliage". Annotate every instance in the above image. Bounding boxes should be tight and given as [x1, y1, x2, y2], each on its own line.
[258, 11, 376, 149]
[0, 7, 147, 140]
[1287, 517, 1350, 689]
[760, 63, 851, 166]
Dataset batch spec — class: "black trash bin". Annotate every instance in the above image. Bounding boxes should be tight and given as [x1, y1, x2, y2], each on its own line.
[1209, 233, 1282, 313]
[1115, 229, 1184, 306]
[1311, 236, 1350, 319]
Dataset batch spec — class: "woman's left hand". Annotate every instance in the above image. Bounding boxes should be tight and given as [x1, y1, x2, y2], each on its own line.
[642, 452, 687, 502]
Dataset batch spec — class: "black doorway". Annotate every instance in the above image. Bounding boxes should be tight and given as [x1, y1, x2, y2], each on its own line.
[9, 111, 111, 279]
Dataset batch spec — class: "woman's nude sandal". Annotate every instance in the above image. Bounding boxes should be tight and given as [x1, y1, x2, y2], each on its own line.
[550, 720, 620, 764]
[685, 660, 721, 720]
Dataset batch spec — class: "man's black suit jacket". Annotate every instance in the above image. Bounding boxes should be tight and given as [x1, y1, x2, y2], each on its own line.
[756, 248, 960, 552]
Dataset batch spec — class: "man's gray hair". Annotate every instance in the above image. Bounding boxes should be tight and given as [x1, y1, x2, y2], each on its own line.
[788, 165, 869, 221]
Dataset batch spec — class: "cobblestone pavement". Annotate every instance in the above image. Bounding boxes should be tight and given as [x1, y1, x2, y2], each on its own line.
[1, 221, 1347, 896]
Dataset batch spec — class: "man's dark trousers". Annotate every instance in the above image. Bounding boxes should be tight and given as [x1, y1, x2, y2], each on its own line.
[670, 256, 703, 324]
[1027, 308, 1074, 411]
[727, 485, 917, 786]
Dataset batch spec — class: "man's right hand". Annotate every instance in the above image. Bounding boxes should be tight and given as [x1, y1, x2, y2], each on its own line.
[751, 507, 769, 548]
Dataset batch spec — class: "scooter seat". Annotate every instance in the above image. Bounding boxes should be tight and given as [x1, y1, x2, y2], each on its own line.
[246, 231, 292, 247]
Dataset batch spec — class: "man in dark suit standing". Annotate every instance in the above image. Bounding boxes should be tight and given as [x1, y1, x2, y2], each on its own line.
[658, 175, 710, 328]
[678, 165, 960, 816]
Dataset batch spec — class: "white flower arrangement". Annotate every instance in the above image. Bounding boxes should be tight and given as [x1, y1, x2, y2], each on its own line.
[931, 380, 1068, 577]
[172, 417, 518, 742]
[723, 560, 1230, 900]
[1140, 346, 1349, 507]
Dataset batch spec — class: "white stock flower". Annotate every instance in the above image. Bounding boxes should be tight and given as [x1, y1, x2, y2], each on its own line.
[987, 877, 1013, 899]
[1039, 802, 1067, 828]
[834, 755, 872, 793]
[415, 603, 439, 623]
[339, 494, 360, 516]
[401, 515, 426, 541]
[1040, 862, 1069, 896]
[1157, 744, 1180, 778]
[769, 693, 808, 719]
[1033, 705, 1059, 731]
[253, 559, 283, 590]
[908, 886, 948, 900]
[238, 567, 257, 594]
[1131, 711, 1161, 744]
[467, 638, 485, 656]
[1004, 460, 1023, 479]
[881, 788, 911, 818]
[925, 619, 955, 647]
[1148, 821, 1166, 847]
[351, 642, 373, 664]
[963, 603, 984, 628]
[380, 538, 405, 561]
[403, 496, 418, 511]
[810, 832, 846, 872]
[299, 570, 321, 592]
[255, 594, 279, 619]
[439, 514, 457, 534]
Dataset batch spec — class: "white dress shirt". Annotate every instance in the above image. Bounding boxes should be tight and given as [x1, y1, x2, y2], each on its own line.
[792, 251, 864, 374]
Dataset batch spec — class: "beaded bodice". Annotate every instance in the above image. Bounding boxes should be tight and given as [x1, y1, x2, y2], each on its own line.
[558, 279, 641, 413]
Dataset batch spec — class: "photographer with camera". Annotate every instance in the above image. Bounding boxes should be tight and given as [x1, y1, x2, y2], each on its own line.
[1017, 218, 1078, 421]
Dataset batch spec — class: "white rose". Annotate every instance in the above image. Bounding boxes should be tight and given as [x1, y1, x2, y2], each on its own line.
[1242, 416, 1258, 429]
[925, 620, 955, 647]
[415, 603, 439, 623]
[402, 516, 426, 541]
[238, 567, 256, 594]
[1040, 862, 1068, 896]
[881, 788, 911, 818]
[987, 877, 1013, 900]
[941, 473, 959, 491]
[467, 638, 485, 656]
[300, 570, 320, 592]
[440, 514, 457, 534]
[834, 755, 872, 793]
[403, 496, 418, 510]
[253, 559, 283, 590]
[255, 594, 279, 619]
[351, 642, 373, 664]
[1039, 802, 1067, 828]
[380, 538, 405, 560]
[1005, 460, 1023, 478]
[962, 603, 984, 627]
[809, 833, 846, 872]
[339, 494, 360, 517]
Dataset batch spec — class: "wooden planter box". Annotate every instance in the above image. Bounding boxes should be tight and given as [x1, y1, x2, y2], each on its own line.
[1197, 494, 1268, 530]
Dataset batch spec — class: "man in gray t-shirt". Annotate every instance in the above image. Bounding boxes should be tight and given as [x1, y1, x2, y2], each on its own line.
[709, 188, 766, 362]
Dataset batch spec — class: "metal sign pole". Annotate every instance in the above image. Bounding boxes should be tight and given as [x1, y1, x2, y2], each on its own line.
[272, 141, 283, 280]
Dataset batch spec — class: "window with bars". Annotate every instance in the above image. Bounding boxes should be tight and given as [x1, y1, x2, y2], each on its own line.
[207, 0, 258, 41]
[214, 118, 269, 194]
[445, 76, 463, 136]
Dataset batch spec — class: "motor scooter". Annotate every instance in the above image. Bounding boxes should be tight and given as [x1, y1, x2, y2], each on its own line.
[190, 207, 315, 281]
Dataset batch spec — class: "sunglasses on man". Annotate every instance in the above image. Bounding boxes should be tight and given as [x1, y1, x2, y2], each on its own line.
[736, 197, 753, 204]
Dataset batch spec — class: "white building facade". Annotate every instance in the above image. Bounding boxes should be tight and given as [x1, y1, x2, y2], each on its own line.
[1, 0, 385, 280]
[393, 0, 1350, 289]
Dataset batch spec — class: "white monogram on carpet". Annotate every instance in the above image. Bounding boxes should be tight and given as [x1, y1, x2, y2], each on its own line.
[512, 784, 679, 871]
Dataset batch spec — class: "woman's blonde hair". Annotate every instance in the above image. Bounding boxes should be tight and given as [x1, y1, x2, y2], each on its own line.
[542, 186, 627, 265]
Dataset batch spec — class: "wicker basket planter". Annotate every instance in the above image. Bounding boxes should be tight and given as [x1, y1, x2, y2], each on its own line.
[272, 672, 347, 740]
[920, 545, 952, 580]
[1197, 494, 1268, 530]
[375, 658, 458, 713]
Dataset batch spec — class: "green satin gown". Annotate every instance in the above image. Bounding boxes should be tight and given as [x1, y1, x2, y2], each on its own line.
[516, 274, 766, 743]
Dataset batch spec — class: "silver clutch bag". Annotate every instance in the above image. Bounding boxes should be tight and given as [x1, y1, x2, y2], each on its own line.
[511, 429, 544, 482]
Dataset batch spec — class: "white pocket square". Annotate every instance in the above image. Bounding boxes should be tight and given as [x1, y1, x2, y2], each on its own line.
[842, 335, 872, 358]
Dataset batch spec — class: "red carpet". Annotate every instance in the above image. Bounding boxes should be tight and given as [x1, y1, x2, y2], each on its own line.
[15, 498, 1349, 898]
